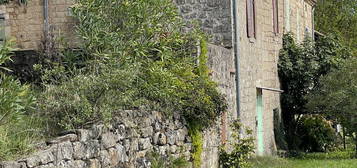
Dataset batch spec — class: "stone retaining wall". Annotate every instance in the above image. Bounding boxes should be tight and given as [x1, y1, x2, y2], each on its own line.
[0, 110, 193, 168]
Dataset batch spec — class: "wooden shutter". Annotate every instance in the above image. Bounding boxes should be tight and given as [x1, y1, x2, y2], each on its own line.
[273, 0, 279, 34]
[247, 0, 256, 38]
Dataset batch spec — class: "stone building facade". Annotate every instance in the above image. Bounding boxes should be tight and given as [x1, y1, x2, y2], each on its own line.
[0, 0, 316, 167]
[176, 0, 316, 156]
[0, 0, 76, 50]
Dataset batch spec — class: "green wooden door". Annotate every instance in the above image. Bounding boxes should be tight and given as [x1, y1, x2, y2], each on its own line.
[256, 89, 264, 155]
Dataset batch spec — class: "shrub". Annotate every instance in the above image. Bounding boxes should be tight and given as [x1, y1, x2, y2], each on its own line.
[296, 115, 337, 152]
[219, 120, 255, 168]
[149, 152, 188, 168]
[38, 0, 227, 132]
[0, 42, 42, 161]
[37, 64, 142, 130]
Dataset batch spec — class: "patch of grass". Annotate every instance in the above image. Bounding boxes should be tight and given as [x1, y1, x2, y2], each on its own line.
[250, 151, 357, 168]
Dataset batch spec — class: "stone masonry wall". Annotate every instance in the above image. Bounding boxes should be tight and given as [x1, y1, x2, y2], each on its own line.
[175, 0, 233, 48]
[0, 110, 192, 168]
[200, 44, 236, 168]
[0, 0, 76, 50]
[284, 0, 314, 41]
[237, 0, 314, 155]
[0, 0, 234, 50]
[237, 0, 285, 155]
[0, 44, 237, 168]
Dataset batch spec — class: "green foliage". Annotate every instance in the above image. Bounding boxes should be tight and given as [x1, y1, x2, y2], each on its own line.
[0, 115, 42, 161]
[188, 123, 203, 168]
[33, 35, 90, 86]
[278, 33, 350, 150]
[0, 42, 42, 161]
[307, 58, 357, 157]
[37, 64, 142, 130]
[149, 152, 188, 168]
[219, 120, 255, 168]
[296, 115, 337, 152]
[250, 153, 357, 168]
[38, 0, 227, 131]
[0, 40, 14, 72]
[0, 76, 34, 126]
[315, 0, 357, 55]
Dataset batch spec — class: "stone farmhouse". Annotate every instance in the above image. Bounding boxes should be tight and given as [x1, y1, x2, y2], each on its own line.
[177, 0, 316, 158]
[0, 0, 316, 167]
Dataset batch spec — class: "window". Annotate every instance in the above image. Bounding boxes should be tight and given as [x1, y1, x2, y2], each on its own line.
[272, 0, 279, 34]
[247, 0, 256, 38]
[0, 14, 5, 43]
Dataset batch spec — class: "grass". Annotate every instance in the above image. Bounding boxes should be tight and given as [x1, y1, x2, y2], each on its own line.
[250, 150, 357, 168]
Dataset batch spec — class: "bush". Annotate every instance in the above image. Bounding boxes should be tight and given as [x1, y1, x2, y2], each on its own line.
[149, 152, 188, 168]
[219, 120, 255, 168]
[38, 0, 227, 132]
[0, 42, 43, 161]
[37, 64, 142, 130]
[296, 115, 337, 152]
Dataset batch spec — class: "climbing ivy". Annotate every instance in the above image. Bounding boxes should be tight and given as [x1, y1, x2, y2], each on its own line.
[188, 122, 203, 168]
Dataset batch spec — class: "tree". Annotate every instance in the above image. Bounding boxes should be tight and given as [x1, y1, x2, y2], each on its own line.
[278, 33, 350, 150]
[307, 59, 357, 157]
[315, 0, 357, 55]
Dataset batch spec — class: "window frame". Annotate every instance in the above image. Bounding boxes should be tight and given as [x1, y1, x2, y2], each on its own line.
[272, 0, 279, 35]
[246, 0, 256, 39]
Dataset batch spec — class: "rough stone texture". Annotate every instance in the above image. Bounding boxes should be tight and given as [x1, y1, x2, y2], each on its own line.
[175, 0, 233, 47]
[204, 44, 237, 168]
[0, 110, 192, 168]
[237, 0, 314, 155]
[0, 0, 76, 50]
[0, 0, 316, 166]
[284, 0, 315, 42]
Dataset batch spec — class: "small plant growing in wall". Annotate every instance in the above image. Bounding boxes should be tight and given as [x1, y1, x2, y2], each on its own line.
[219, 120, 255, 168]
[148, 152, 188, 168]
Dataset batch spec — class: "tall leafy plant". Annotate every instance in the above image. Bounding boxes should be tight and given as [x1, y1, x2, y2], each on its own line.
[315, 0, 357, 55]
[39, 0, 226, 131]
[278, 33, 350, 150]
[307, 59, 357, 157]
[0, 42, 41, 161]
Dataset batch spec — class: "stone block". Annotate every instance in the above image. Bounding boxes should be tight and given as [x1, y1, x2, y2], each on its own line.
[46, 134, 77, 144]
[73, 140, 100, 160]
[0, 161, 26, 168]
[153, 132, 167, 145]
[87, 159, 101, 168]
[115, 144, 128, 162]
[139, 138, 152, 150]
[101, 132, 117, 149]
[140, 126, 153, 137]
[53, 141, 73, 161]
